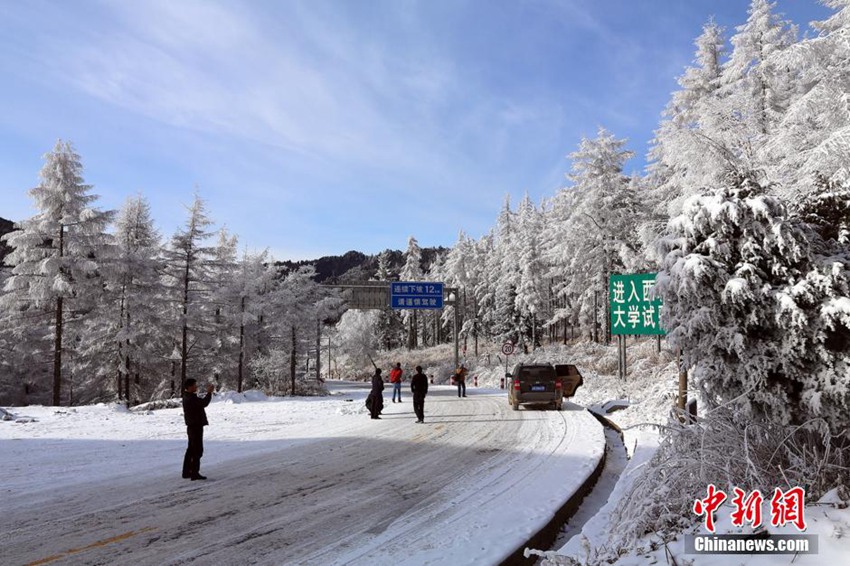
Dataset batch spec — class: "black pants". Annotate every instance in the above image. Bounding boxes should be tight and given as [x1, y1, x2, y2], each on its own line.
[183, 426, 204, 477]
[457, 380, 466, 397]
[370, 394, 383, 418]
[413, 393, 426, 421]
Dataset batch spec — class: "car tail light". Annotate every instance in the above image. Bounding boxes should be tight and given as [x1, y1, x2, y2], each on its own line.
[513, 379, 520, 390]
[555, 379, 562, 389]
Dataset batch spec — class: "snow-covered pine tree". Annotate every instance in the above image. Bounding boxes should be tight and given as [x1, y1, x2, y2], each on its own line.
[514, 193, 546, 350]
[765, 0, 850, 198]
[75, 195, 166, 405]
[443, 231, 480, 354]
[162, 194, 216, 389]
[541, 186, 583, 341]
[399, 236, 423, 349]
[469, 233, 494, 354]
[564, 128, 636, 343]
[656, 173, 850, 433]
[0, 140, 114, 405]
[491, 195, 521, 343]
[373, 250, 402, 350]
[691, 0, 797, 188]
[264, 265, 322, 395]
[645, 19, 726, 233]
[230, 249, 277, 392]
[207, 227, 239, 387]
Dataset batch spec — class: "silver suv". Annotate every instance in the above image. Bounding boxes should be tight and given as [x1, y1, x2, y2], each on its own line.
[506, 363, 583, 411]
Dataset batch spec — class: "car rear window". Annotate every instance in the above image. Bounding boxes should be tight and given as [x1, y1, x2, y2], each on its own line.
[518, 367, 555, 380]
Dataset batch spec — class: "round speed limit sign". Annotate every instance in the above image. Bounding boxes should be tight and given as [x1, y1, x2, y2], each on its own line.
[501, 341, 515, 356]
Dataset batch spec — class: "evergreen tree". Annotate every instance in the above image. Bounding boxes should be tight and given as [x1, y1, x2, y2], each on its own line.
[162, 194, 216, 389]
[231, 248, 276, 392]
[656, 174, 850, 434]
[766, 0, 850, 196]
[373, 250, 402, 350]
[208, 227, 239, 386]
[646, 19, 727, 226]
[563, 128, 636, 342]
[76, 195, 165, 405]
[0, 140, 113, 405]
[514, 193, 545, 350]
[399, 236, 423, 349]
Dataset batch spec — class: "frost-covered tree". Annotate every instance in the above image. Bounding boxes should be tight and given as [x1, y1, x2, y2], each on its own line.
[646, 19, 727, 229]
[722, 0, 798, 137]
[470, 233, 495, 351]
[443, 230, 483, 353]
[229, 248, 276, 392]
[541, 186, 583, 340]
[514, 193, 546, 350]
[656, 174, 850, 433]
[207, 227, 239, 385]
[336, 309, 381, 373]
[399, 236, 423, 349]
[490, 195, 521, 342]
[76, 195, 165, 405]
[562, 128, 637, 343]
[264, 266, 323, 395]
[373, 250, 402, 350]
[0, 140, 113, 405]
[765, 0, 850, 196]
[162, 194, 216, 388]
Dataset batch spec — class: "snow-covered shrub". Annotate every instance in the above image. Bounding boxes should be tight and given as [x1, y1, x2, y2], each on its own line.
[249, 350, 328, 396]
[334, 310, 380, 375]
[656, 174, 850, 435]
[602, 403, 850, 555]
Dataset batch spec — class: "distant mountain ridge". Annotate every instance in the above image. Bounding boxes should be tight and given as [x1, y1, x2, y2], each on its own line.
[276, 247, 448, 283]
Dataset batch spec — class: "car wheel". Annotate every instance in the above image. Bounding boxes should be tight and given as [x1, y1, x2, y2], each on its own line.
[512, 400, 519, 411]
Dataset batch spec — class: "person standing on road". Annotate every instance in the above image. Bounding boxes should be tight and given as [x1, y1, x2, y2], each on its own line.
[454, 364, 468, 398]
[410, 365, 428, 423]
[182, 378, 215, 480]
[389, 362, 404, 403]
[370, 368, 385, 419]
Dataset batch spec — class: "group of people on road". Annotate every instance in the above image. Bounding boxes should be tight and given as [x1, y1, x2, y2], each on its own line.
[369, 363, 429, 423]
[180, 362, 470, 480]
[369, 362, 469, 423]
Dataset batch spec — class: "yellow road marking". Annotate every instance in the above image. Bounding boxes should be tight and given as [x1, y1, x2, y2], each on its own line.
[26, 527, 156, 566]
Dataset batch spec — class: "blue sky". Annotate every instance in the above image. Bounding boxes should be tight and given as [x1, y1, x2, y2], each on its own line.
[0, 0, 830, 260]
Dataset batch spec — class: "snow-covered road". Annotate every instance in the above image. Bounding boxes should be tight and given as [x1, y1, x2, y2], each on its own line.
[1, 383, 604, 565]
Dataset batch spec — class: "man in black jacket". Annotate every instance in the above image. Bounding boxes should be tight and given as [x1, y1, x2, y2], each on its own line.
[182, 378, 215, 480]
[410, 366, 428, 423]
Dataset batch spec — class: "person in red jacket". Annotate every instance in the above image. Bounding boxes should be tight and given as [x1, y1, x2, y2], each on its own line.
[389, 362, 404, 403]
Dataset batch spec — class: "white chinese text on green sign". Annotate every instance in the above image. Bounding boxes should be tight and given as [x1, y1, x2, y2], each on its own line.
[609, 273, 665, 336]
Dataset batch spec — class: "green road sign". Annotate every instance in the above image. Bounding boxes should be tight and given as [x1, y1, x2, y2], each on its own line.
[610, 273, 665, 336]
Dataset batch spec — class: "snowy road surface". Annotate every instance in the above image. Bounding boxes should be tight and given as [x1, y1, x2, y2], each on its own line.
[1, 383, 604, 565]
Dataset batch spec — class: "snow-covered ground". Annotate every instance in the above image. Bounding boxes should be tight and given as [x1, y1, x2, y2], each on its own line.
[0, 381, 604, 565]
[4, 338, 847, 565]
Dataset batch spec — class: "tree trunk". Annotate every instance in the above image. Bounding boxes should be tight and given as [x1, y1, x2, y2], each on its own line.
[290, 325, 297, 396]
[53, 224, 65, 407]
[125, 311, 131, 409]
[238, 296, 245, 393]
[53, 296, 63, 406]
[180, 256, 190, 389]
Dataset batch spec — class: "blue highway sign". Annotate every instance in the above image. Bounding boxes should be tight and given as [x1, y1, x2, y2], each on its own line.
[391, 281, 444, 309]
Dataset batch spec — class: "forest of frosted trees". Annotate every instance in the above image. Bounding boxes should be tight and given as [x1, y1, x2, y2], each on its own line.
[1, 0, 849, 433]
